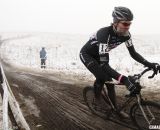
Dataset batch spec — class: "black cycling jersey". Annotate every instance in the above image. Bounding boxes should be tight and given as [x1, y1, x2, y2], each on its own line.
[80, 25, 153, 103]
[79, 25, 155, 103]
[80, 25, 149, 67]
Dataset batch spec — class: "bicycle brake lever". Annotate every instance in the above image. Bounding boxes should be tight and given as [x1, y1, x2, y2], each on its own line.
[148, 71, 156, 79]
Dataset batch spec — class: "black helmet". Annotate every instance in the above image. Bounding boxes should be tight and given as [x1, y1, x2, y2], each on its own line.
[112, 6, 133, 22]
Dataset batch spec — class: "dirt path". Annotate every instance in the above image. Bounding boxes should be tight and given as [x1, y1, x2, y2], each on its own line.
[3, 63, 160, 130]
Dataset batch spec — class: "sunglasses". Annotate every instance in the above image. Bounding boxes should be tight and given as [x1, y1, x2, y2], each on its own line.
[120, 22, 132, 26]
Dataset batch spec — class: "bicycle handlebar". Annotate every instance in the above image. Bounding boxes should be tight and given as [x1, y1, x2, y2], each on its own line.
[135, 68, 157, 79]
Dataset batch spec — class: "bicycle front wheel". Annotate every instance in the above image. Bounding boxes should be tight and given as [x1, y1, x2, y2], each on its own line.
[130, 101, 160, 130]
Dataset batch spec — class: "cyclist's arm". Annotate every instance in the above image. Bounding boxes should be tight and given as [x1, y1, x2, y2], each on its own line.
[125, 39, 151, 66]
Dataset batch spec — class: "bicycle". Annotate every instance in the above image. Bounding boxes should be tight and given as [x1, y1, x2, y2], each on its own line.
[83, 68, 160, 130]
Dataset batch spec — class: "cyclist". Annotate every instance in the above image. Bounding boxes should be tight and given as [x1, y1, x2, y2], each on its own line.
[80, 6, 159, 118]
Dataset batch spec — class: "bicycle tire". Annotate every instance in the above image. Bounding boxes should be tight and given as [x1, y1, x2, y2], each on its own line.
[130, 100, 160, 130]
[83, 86, 111, 119]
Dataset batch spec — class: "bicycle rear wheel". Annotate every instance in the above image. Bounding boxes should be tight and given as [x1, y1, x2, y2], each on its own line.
[130, 101, 160, 130]
[83, 86, 111, 119]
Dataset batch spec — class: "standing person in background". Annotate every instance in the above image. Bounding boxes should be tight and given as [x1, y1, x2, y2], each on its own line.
[40, 47, 47, 69]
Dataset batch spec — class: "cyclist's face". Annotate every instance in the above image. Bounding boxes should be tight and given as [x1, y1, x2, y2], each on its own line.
[116, 21, 132, 35]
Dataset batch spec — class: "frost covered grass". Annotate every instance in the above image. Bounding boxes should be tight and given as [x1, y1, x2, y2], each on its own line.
[0, 32, 160, 91]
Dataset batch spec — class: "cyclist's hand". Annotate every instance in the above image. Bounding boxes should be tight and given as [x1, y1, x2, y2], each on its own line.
[145, 62, 159, 75]
[125, 76, 142, 95]
[123, 76, 136, 92]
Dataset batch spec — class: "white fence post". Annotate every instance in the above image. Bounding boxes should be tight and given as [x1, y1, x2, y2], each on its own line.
[0, 63, 31, 130]
[2, 83, 9, 130]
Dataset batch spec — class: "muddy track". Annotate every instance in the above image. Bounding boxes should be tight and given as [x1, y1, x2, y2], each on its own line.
[3, 63, 158, 130]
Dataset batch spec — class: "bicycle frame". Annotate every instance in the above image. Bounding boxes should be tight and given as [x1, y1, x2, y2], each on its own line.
[103, 83, 156, 125]
[83, 67, 159, 130]
[136, 94, 156, 125]
[102, 84, 137, 112]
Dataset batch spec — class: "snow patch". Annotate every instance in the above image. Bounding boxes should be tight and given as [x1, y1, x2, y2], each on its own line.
[0, 32, 160, 91]
[19, 93, 40, 118]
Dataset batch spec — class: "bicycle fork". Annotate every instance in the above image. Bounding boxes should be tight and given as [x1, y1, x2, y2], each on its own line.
[136, 94, 155, 125]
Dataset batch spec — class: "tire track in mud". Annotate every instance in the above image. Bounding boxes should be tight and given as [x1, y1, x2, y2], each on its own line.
[4, 64, 134, 130]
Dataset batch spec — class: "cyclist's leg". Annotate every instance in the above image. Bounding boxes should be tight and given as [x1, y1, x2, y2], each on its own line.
[102, 64, 122, 109]
[80, 53, 107, 98]
[103, 67, 130, 118]
[87, 63, 107, 98]
[93, 78, 105, 98]
[105, 79, 118, 109]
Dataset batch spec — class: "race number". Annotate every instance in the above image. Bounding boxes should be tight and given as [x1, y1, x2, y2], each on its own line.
[99, 43, 108, 54]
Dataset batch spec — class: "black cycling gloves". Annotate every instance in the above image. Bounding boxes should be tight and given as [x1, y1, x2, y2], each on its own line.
[144, 62, 160, 74]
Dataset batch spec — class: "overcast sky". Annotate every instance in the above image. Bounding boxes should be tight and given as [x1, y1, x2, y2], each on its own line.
[0, 0, 159, 35]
